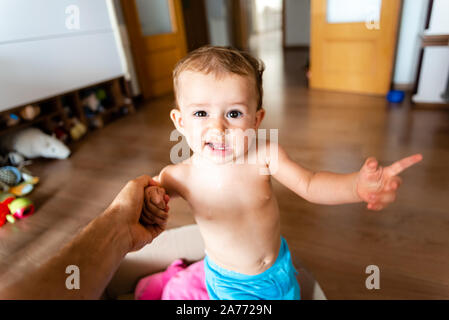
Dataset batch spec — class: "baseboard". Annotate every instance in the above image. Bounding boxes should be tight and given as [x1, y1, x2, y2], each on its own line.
[283, 45, 310, 51]
[393, 83, 415, 92]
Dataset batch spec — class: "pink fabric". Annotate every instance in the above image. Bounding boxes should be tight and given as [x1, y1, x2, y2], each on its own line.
[135, 259, 187, 300]
[135, 259, 209, 300]
[162, 260, 209, 300]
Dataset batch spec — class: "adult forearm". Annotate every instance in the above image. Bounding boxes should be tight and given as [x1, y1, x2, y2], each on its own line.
[0, 208, 130, 300]
[305, 171, 361, 205]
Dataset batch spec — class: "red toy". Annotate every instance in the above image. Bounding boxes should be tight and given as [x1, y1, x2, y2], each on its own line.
[0, 203, 8, 227]
[0, 193, 35, 226]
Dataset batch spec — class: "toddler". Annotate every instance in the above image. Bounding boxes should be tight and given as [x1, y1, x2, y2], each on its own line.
[143, 46, 422, 300]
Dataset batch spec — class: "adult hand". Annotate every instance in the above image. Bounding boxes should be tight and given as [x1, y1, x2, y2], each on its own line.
[356, 154, 423, 211]
[105, 175, 169, 252]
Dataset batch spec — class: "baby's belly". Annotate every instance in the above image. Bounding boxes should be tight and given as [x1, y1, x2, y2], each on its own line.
[194, 200, 282, 275]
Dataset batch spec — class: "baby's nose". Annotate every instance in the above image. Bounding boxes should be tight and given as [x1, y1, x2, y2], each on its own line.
[208, 117, 226, 133]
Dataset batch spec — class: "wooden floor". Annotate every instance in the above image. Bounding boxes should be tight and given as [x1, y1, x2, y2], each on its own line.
[1, 31, 449, 299]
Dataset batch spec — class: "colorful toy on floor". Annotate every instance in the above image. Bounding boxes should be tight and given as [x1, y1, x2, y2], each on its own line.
[8, 197, 35, 219]
[0, 166, 22, 186]
[0, 193, 35, 226]
[19, 105, 41, 121]
[54, 122, 69, 143]
[135, 259, 209, 300]
[82, 91, 106, 129]
[82, 91, 105, 117]
[387, 90, 405, 103]
[96, 89, 107, 102]
[0, 165, 39, 196]
[0, 203, 9, 227]
[69, 118, 87, 141]
[1, 113, 20, 127]
[0, 127, 70, 159]
[7, 152, 26, 166]
[9, 182, 34, 197]
[0, 193, 15, 206]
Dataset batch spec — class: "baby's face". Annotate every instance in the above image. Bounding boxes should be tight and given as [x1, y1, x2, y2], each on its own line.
[171, 71, 265, 164]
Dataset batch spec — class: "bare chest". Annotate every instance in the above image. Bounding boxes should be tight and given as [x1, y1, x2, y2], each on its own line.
[186, 164, 273, 215]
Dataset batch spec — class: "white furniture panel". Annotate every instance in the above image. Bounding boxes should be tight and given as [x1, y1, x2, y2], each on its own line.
[425, 0, 449, 35]
[412, 47, 449, 104]
[0, 0, 112, 44]
[0, 32, 124, 111]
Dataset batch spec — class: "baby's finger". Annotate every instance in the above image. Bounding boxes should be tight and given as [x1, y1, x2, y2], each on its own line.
[375, 191, 397, 205]
[145, 192, 167, 213]
[363, 157, 379, 173]
[385, 154, 423, 176]
[361, 157, 383, 185]
[367, 202, 385, 211]
[384, 176, 402, 192]
[145, 203, 169, 220]
[145, 187, 166, 210]
[142, 206, 168, 225]
[142, 205, 168, 223]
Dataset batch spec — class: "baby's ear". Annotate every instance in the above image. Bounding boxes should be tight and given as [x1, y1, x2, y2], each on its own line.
[170, 109, 184, 134]
[254, 108, 265, 129]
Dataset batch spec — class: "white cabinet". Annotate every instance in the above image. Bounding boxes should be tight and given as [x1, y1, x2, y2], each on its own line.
[0, 0, 112, 43]
[0, 32, 123, 111]
[0, 0, 124, 111]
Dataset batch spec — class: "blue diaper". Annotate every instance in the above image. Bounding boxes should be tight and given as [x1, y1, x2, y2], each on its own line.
[204, 237, 301, 300]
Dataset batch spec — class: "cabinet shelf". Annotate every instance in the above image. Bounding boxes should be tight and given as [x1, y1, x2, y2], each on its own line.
[0, 76, 135, 140]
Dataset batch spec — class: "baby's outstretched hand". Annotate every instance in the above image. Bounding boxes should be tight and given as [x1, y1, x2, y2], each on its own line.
[140, 186, 170, 227]
[356, 154, 423, 211]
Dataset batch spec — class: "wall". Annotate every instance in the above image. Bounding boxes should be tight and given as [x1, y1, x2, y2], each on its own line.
[204, 0, 231, 46]
[393, 0, 429, 86]
[284, 0, 310, 47]
[253, 0, 282, 33]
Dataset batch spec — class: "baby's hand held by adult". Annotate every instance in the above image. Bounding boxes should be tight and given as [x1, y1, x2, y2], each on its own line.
[140, 186, 170, 227]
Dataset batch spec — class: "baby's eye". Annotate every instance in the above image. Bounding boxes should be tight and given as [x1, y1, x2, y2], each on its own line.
[227, 110, 243, 119]
[193, 111, 208, 117]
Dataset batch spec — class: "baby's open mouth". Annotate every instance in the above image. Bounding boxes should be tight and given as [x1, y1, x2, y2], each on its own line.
[205, 142, 232, 153]
[204, 142, 232, 157]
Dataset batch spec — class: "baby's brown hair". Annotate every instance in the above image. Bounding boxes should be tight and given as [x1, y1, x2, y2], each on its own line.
[173, 46, 265, 110]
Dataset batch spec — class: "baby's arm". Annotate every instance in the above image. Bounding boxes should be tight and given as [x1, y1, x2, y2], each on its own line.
[270, 142, 422, 209]
[153, 164, 188, 199]
[271, 143, 360, 205]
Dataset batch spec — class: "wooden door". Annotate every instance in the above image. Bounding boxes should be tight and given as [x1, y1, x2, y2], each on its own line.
[231, 0, 251, 51]
[120, 0, 188, 99]
[181, 0, 210, 52]
[310, 0, 402, 95]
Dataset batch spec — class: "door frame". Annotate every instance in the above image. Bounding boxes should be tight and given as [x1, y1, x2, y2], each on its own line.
[120, 0, 187, 99]
[230, 0, 286, 51]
